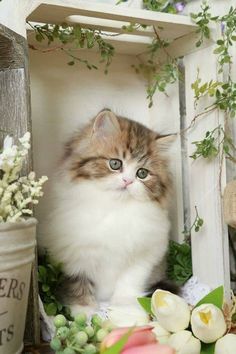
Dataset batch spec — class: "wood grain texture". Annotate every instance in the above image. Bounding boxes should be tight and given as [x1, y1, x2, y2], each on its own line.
[0, 24, 40, 345]
[184, 44, 230, 298]
[0, 23, 27, 69]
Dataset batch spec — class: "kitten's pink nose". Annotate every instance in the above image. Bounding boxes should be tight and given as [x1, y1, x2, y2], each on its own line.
[122, 177, 133, 186]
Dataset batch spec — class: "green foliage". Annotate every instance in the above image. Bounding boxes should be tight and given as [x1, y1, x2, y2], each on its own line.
[195, 286, 224, 309]
[102, 330, 133, 354]
[137, 297, 152, 314]
[38, 253, 72, 319]
[212, 7, 236, 73]
[166, 240, 192, 285]
[191, 72, 222, 104]
[200, 343, 215, 354]
[190, 126, 236, 162]
[117, 0, 187, 13]
[28, 22, 114, 73]
[191, 1, 211, 47]
[146, 62, 179, 107]
[131, 34, 179, 107]
[182, 206, 204, 240]
[192, 4, 236, 72]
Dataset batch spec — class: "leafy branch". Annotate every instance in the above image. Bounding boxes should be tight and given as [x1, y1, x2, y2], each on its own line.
[212, 6, 236, 73]
[28, 22, 115, 73]
[128, 25, 180, 107]
[189, 3, 236, 164]
[190, 1, 212, 47]
[183, 206, 204, 241]
[190, 125, 236, 163]
[118, 0, 188, 14]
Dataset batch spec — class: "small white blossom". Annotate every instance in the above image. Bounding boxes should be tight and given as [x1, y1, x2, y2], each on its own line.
[0, 132, 47, 223]
[3, 135, 13, 149]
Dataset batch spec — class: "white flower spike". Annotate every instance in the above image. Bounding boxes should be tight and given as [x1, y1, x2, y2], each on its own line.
[168, 330, 201, 354]
[151, 290, 190, 332]
[191, 303, 227, 343]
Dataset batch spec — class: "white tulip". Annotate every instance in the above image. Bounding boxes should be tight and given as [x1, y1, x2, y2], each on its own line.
[191, 303, 227, 343]
[108, 304, 149, 327]
[151, 321, 171, 344]
[151, 290, 190, 332]
[215, 334, 236, 354]
[168, 330, 201, 354]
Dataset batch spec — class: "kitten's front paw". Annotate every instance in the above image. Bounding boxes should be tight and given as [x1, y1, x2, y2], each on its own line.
[70, 304, 98, 318]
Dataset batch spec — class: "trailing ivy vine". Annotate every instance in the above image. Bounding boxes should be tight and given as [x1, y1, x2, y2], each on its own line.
[28, 22, 115, 73]
[117, 0, 188, 14]
[189, 2, 236, 161]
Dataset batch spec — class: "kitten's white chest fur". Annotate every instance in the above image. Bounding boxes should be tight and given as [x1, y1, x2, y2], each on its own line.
[40, 178, 170, 302]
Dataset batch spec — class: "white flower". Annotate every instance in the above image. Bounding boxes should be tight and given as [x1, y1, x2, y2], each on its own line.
[3, 135, 13, 149]
[151, 290, 191, 332]
[151, 321, 171, 344]
[19, 132, 31, 149]
[168, 330, 201, 354]
[190, 303, 227, 343]
[108, 304, 149, 327]
[215, 333, 236, 354]
[0, 132, 47, 223]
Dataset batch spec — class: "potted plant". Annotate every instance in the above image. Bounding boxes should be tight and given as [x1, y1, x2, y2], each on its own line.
[0, 132, 47, 354]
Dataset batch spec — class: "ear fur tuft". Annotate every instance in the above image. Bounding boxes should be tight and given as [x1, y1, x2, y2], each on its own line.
[93, 110, 120, 138]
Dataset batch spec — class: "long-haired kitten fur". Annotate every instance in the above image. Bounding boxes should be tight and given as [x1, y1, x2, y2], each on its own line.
[39, 110, 172, 316]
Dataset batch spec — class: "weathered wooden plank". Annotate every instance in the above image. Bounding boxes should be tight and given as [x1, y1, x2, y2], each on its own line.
[184, 44, 231, 297]
[0, 24, 27, 69]
[0, 24, 40, 345]
[28, 0, 196, 41]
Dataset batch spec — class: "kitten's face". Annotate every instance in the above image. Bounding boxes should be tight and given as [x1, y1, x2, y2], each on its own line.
[64, 111, 171, 204]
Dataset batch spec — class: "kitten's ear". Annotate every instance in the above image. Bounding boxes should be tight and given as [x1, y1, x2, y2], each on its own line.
[93, 110, 120, 138]
[155, 133, 177, 151]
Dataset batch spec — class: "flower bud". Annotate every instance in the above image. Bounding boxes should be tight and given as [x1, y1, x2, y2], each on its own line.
[168, 330, 201, 354]
[191, 303, 227, 343]
[215, 333, 236, 354]
[151, 290, 190, 332]
[151, 321, 171, 344]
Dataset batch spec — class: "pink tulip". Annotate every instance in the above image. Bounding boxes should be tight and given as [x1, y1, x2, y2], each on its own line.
[101, 326, 156, 351]
[122, 343, 175, 354]
[101, 326, 175, 354]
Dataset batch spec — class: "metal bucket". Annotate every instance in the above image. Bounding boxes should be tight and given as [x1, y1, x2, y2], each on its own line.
[0, 218, 37, 354]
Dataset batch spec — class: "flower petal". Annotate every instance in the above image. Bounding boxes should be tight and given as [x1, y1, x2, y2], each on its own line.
[102, 326, 156, 350]
[122, 343, 175, 354]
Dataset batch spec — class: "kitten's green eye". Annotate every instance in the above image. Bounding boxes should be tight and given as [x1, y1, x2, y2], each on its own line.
[109, 159, 122, 170]
[137, 168, 149, 179]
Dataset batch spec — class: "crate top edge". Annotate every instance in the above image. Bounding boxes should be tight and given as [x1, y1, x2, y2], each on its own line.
[27, 0, 197, 42]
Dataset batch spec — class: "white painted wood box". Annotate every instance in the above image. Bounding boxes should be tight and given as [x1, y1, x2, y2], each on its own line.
[0, 0, 234, 344]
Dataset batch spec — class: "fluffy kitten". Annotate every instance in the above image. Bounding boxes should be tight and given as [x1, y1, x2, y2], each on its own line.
[39, 110, 172, 315]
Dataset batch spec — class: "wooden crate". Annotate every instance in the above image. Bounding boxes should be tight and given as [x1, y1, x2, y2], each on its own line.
[0, 0, 232, 344]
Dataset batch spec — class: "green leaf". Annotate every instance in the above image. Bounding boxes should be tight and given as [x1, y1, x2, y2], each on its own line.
[137, 297, 152, 314]
[102, 329, 133, 354]
[42, 284, 50, 292]
[200, 342, 215, 354]
[195, 286, 224, 309]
